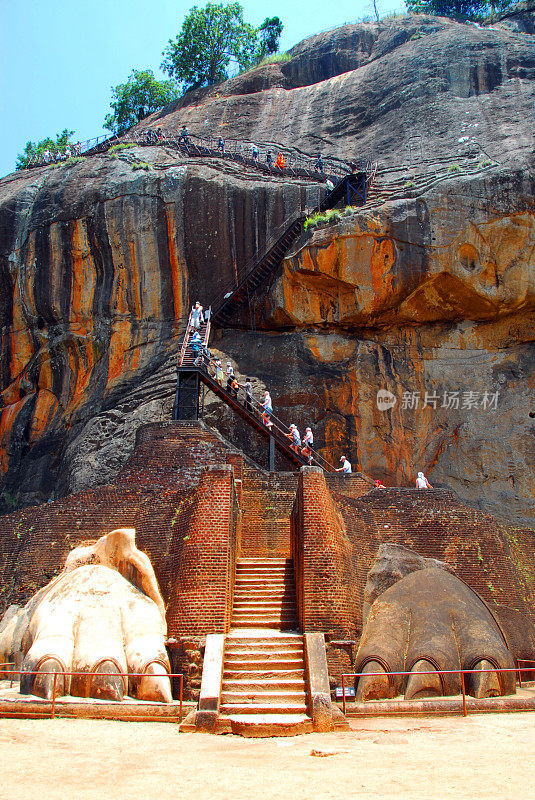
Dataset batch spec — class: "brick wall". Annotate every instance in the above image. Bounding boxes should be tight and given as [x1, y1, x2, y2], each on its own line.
[166, 465, 239, 636]
[0, 423, 243, 637]
[291, 467, 357, 638]
[240, 466, 298, 557]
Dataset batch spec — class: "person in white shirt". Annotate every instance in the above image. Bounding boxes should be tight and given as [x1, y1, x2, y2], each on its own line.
[284, 424, 301, 453]
[415, 471, 432, 489]
[335, 456, 352, 474]
[191, 302, 204, 329]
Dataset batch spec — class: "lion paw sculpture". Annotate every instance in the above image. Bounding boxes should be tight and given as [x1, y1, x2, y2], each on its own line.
[355, 544, 535, 702]
[0, 528, 172, 703]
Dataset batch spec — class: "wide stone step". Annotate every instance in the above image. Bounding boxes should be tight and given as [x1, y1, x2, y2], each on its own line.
[233, 601, 296, 610]
[219, 702, 308, 715]
[236, 562, 293, 568]
[225, 653, 303, 664]
[224, 648, 303, 659]
[232, 611, 297, 628]
[237, 559, 291, 566]
[233, 590, 293, 600]
[231, 619, 299, 629]
[235, 576, 293, 581]
[234, 585, 294, 592]
[234, 573, 294, 580]
[219, 714, 313, 737]
[226, 643, 302, 652]
[224, 667, 305, 678]
[221, 689, 307, 703]
[222, 679, 305, 691]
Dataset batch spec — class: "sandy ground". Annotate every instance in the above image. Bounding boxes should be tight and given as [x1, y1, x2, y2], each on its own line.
[0, 713, 533, 800]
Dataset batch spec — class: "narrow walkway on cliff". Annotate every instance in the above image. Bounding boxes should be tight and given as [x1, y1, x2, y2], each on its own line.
[21, 128, 363, 186]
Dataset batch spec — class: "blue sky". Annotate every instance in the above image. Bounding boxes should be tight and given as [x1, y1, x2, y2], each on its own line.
[0, 0, 405, 178]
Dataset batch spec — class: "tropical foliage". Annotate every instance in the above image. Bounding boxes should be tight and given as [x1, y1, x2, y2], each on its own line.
[104, 69, 180, 135]
[16, 129, 75, 170]
[161, 3, 283, 90]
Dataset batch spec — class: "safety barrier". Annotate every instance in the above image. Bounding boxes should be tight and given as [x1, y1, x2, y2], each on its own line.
[22, 128, 362, 182]
[0, 662, 15, 688]
[341, 664, 535, 717]
[193, 349, 335, 472]
[0, 668, 184, 721]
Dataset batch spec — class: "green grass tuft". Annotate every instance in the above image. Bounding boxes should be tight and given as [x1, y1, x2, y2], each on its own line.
[107, 142, 137, 155]
[132, 160, 151, 171]
[304, 205, 358, 231]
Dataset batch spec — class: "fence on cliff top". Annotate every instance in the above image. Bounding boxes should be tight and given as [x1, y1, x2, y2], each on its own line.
[21, 129, 360, 183]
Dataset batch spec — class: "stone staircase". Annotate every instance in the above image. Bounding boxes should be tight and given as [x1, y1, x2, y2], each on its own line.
[216, 558, 313, 735]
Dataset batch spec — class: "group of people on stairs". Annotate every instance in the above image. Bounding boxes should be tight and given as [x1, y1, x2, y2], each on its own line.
[176, 127, 338, 177]
[185, 303, 436, 486]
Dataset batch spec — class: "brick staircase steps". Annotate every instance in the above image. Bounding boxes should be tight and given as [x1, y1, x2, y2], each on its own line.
[231, 558, 298, 630]
[217, 560, 313, 735]
[223, 667, 305, 678]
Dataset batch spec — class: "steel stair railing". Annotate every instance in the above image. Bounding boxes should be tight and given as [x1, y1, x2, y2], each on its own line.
[177, 349, 335, 472]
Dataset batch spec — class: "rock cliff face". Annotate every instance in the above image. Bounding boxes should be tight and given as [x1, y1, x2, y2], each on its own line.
[0, 14, 534, 525]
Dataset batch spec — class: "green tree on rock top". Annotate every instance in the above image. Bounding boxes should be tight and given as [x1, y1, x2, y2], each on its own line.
[104, 69, 180, 135]
[405, 0, 518, 19]
[161, 3, 283, 90]
[16, 129, 75, 170]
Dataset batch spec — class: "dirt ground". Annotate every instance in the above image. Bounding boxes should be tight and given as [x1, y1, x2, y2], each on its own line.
[0, 712, 533, 799]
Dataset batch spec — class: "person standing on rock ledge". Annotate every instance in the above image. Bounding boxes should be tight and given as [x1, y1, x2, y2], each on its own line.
[179, 125, 189, 144]
[252, 145, 259, 162]
[415, 471, 433, 489]
[335, 456, 352, 474]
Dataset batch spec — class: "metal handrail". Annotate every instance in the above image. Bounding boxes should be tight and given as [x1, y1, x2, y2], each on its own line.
[21, 128, 359, 180]
[341, 665, 535, 717]
[209, 169, 362, 319]
[183, 348, 334, 471]
[0, 668, 184, 721]
[179, 306, 212, 366]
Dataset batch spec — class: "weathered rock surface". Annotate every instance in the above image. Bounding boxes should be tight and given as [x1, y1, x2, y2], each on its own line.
[362, 543, 452, 623]
[0, 14, 534, 526]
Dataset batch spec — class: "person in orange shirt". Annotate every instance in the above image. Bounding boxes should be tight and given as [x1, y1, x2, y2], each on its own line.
[275, 152, 285, 169]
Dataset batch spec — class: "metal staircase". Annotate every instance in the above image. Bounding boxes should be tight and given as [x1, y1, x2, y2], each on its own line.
[211, 172, 367, 329]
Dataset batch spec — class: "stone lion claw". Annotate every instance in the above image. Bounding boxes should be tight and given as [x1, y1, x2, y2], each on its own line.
[354, 547, 535, 702]
[0, 529, 172, 703]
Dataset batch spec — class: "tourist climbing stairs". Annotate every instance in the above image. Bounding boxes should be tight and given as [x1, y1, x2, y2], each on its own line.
[216, 558, 313, 735]
[194, 369, 322, 471]
[178, 309, 211, 367]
